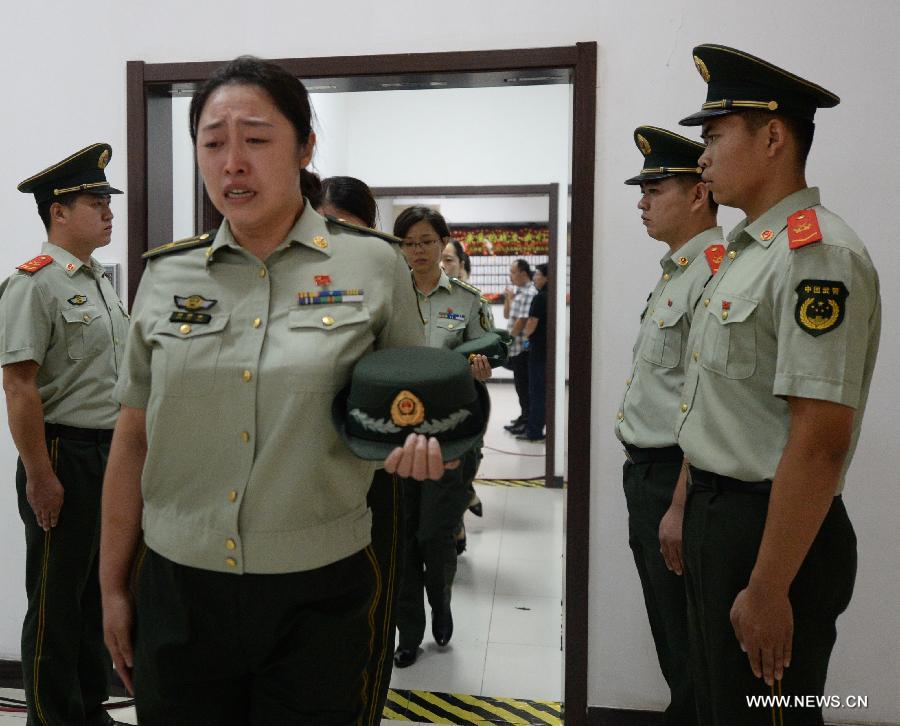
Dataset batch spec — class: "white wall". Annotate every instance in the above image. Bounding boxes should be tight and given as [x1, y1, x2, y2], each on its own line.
[0, 1, 897, 723]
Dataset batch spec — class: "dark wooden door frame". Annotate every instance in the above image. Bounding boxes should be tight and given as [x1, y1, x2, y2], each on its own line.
[369, 183, 562, 490]
[126, 43, 596, 724]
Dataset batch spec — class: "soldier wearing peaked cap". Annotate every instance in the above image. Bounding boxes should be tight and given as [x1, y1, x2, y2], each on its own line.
[617, 125, 723, 726]
[0, 143, 128, 726]
[676, 45, 881, 725]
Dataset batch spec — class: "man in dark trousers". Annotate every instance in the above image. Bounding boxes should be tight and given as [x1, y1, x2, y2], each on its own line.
[1, 143, 128, 726]
[677, 45, 881, 725]
[615, 125, 723, 726]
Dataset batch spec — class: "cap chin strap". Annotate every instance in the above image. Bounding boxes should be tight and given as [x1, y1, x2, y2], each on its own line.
[702, 99, 779, 111]
[53, 181, 111, 196]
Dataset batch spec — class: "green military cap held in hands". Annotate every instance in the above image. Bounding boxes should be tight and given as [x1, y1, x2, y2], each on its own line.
[332, 346, 490, 461]
[17, 142, 123, 204]
[624, 126, 704, 185]
[455, 330, 511, 368]
[680, 44, 840, 126]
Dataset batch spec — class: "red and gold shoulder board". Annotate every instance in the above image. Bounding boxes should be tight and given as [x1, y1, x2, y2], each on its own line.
[16, 255, 53, 274]
[704, 244, 726, 274]
[788, 209, 822, 249]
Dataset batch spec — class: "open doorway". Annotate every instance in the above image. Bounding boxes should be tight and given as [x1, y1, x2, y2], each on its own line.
[126, 43, 595, 722]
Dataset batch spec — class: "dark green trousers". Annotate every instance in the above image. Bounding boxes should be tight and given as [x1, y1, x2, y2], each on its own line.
[133, 546, 378, 725]
[623, 456, 697, 726]
[16, 436, 112, 726]
[361, 469, 403, 726]
[396, 449, 476, 649]
[684, 473, 856, 726]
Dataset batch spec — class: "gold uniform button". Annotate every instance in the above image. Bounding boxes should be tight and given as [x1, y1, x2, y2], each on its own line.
[728, 250, 737, 260]
[692, 351, 699, 362]
[703, 298, 710, 307]
[226, 539, 236, 551]
[662, 273, 671, 281]
[179, 324, 191, 334]
[680, 403, 688, 413]
[678, 256, 688, 266]
[721, 311, 729, 321]
[241, 431, 250, 443]
[322, 315, 335, 327]
[259, 267, 267, 278]
[225, 557, 237, 568]
[448, 323, 455, 330]
[228, 490, 238, 503]
[616, 411, 624, 421]
[625, 378, 632, 386]
[242, 370, 252, 382]
[658, 320, 665, 329]
[252, 317, 262, 328]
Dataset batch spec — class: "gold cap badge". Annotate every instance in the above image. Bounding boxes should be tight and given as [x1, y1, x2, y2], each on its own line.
[693, 55, 711, 83]
[390, 390, 425, 427]
[97, 149, 110, 169]
[636, 133, 652, 156]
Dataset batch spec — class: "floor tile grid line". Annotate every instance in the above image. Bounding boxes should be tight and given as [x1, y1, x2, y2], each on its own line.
[479, 485, 509, 697]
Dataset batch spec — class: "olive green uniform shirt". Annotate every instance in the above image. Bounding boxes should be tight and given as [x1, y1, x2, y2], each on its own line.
[0, 241, 128, 428]
[616, 226, 724, 448]
[414, 271, 492, 349]
[676, 188, 881, 491]
[115, 206, 424, 574]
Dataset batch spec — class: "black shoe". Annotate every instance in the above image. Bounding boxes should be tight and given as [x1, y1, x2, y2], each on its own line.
[393, 646, 418, 668]
[467, 494, 483, 517]
[455, 535, 467, 555]
[506, 423, 527, 435]
[516, 433, 546, 442]
[432, 607, 454, 646]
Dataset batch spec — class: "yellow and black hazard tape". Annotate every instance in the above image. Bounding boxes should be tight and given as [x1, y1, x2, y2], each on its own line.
[472, 477, 547, 488]
[385, 688, 562, 725]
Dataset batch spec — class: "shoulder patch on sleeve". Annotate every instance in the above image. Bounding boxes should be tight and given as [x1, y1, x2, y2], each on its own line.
[450, 277, 482, 297]
[143, 231, 216, 260]
[16, 255, 54, 274]
[788, 209, 822, 249]
[704, 244, 726, 274]
[795, 279, 847, 336]
[324, 215, 402, 245]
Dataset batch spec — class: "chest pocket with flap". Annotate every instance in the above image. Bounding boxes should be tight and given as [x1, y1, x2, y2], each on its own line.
[640, 305, 686, 369]
[61, 306, 107, 360]
[700, 294, 759, 380]
[151, 314, 229, 397]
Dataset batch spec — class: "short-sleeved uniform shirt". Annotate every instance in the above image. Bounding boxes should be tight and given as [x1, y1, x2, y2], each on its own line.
[676, 188, 881, 491]
[0, 242, 129, 428]
[414, 271, 492, 350]
[616, 227, 724, 448]
[508, 282, 537, 357]
[115, 205, 424, 575]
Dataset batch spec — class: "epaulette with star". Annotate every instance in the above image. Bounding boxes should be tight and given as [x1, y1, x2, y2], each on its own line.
[16, 255, 54, 274]
[324, 215, 402, 245]
[788, 209, 822, 250]
[450, 277, 482, 297]
[142, 231, 216, 260]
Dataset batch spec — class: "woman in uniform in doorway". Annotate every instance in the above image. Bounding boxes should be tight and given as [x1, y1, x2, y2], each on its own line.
[392, 206, 492, 668]
[99, 57, 448, 726]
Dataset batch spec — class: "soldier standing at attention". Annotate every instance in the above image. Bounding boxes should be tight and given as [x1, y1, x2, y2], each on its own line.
[1, 143, 128, 726]
[677, 45, 881, 725]
[616, 126, 723, 726]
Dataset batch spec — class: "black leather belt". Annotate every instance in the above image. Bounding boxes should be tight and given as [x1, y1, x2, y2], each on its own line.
[623, 444, 683, 464]
[45, 423, 114, 444]
[689, 466, 772, 495]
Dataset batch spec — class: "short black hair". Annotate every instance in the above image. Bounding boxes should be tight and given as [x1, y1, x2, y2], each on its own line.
[393, 205, 451, 240]
[513, 258, 533, 279]
[674, 175, 719, 214]
[444, 237, 469, 271]
[320, 176, 377, 228]
[189, 55, 322, 205]
[536, 263, 549, 277]
[739, 110, 815, 168]
[37, 192, 79, 232]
